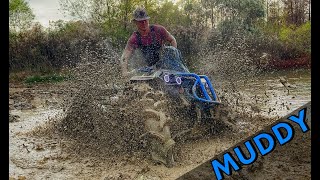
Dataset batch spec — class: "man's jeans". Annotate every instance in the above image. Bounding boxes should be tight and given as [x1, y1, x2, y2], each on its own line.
[155, 46, 190, 73]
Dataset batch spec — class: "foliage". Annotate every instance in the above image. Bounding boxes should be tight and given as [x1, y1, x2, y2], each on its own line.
[24, 74, 67, 84]
[9, 20, 106, 72]
[278, 21, 311, 58]
[281, 0, 310, 25]
[9, 23, 48, 71]
[153, 0, 189, 28]
[216, 18, 243, 40]
[213, 0, 265, 24]
[9, 0, 35, 31]
[9, 0, 311, 73]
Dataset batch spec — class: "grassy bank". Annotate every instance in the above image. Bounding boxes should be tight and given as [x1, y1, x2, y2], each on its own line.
[9, 69, 71, 86]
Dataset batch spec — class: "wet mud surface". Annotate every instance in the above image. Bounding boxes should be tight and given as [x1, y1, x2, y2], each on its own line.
[9, 68, 311, 180]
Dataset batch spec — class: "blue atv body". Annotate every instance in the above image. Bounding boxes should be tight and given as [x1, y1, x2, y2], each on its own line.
[130, 46, 221, 114]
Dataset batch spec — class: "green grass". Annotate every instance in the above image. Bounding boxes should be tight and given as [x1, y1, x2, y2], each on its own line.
[9, 68, 74, 86]
[24, 74, 68, 84]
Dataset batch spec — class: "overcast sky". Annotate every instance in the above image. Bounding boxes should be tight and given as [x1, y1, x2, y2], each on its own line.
[25, 0, 180, 27]
[26, 0, 73, 27]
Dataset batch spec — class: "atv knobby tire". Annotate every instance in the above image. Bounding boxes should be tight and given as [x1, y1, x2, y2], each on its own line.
[60, 81, 233, 168]
[61, 82, 176, 167]
[133, 83, 176, 167]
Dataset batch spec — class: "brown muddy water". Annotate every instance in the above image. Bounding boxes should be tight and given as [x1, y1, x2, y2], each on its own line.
[9, 68, 311, 180]
[235, 68, 310, 117]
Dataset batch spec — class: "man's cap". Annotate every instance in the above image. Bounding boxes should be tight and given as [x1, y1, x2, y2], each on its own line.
[132, 6, 150, 21]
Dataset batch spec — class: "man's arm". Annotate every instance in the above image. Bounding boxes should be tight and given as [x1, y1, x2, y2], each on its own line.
[160, 25, 177, 48]
[120, 46, 133, 77]
[166, 32, 177, 48]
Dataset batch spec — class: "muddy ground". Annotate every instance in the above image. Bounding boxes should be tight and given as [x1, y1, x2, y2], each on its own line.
[9, 70, 311, 180]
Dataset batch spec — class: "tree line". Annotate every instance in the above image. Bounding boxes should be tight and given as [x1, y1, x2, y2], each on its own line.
[9, 0, 311, 72]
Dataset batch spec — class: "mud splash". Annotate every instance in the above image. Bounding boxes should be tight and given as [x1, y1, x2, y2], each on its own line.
[9, 37, 311, 179]
[42, 42, 277, 164]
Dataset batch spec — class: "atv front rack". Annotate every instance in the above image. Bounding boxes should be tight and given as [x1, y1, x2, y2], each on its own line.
[174, 73, 221, 104]
[130, 68, 221, 105]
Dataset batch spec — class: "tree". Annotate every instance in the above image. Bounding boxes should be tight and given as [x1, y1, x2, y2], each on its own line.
[281, 0, 310, 25]
[9, 0, 35, 31]
[154, 0, 188, 29]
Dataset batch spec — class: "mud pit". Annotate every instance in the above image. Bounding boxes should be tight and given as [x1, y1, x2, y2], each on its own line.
[9, 67, 311, 180]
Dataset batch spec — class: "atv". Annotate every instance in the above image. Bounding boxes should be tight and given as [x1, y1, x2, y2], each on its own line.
[60, 46, 234, 168]
[128, 46, 234, 167]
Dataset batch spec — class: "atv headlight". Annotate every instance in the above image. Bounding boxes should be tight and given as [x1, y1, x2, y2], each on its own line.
[164, 74, 170, 83]
[163, 74, 182, 85]
[175, 76, 182, 85]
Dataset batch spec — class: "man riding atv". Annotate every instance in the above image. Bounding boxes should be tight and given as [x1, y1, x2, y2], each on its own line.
[117, 6, 233, 167]
[120, 6, 189, 77]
